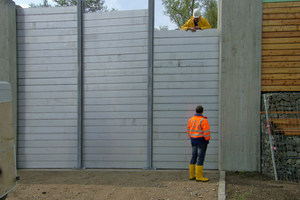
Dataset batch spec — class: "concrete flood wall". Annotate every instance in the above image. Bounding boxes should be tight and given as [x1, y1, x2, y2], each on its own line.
[0, 0, 17, 148]
[16, 7, 220, 169]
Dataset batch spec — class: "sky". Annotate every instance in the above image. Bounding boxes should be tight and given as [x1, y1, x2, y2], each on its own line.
[12, 0, 178, 30]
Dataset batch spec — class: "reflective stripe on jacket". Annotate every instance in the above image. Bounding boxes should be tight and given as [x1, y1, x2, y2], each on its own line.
[187, 115, 211, 141]
[181, 16, 211, 31]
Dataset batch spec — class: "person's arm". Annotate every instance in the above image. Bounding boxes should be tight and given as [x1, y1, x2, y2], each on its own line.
[200, 18, 211, 30]
[181, 19, 194, 31]
[201, 119, 211, 141]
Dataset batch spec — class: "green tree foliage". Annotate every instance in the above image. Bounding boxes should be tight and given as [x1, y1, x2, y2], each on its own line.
[29, 0, 116, 13]
[29, 0, 52, 7]
[200, 0, 218, 28]
[162, 0, 200, 29]
[154, 25, 169, 31]
[162, 0, 218, 29]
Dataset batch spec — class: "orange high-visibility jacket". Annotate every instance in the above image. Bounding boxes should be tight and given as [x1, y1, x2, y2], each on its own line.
[187, 115, 211, 141]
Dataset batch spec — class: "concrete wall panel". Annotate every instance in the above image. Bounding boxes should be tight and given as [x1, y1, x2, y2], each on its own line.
[219, 0, 262, 171]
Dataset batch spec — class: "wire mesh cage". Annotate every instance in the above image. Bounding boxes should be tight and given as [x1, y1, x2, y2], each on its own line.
[261, 93, 300, 183]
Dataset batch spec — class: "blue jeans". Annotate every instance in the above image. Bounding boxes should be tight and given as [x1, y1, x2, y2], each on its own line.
[190, 143, 208, 165]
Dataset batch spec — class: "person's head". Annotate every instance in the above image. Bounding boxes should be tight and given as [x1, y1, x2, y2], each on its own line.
[193, 8, 201, 22]
[195, 105, 204, 114]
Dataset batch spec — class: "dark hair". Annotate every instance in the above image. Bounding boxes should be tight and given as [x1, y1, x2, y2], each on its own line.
[195, 105, 203, 114]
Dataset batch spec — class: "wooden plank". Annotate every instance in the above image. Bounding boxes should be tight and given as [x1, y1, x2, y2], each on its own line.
[84, 46, 148, 56]
[262, 43, 300, 50]
[262, 25, 300, 32]
[84, 97, 147, 105]
[154, 29, 219, 38]
[84, 68, 147, 77]
[85, 83, 147, 91]
[18, 50, 77, 58]
[262, 73, 300, 79]
[261, 85, 300, 91]
[263, 19, 300, 26]
[153, 111, 218, 119]
[18, 119, 77, 127]
[154, 59, 219, 67]
[262, 61, 300, 68]
[85, 39, 147, 49]
[262, 50, 300, 56]
[18, 99, 77, 106]
[84, 104, 147, 112]
[18, 106, 76, 113]
[17, 21, 77, 30]
[83, 119, 147, 126]
[154, 52, 219, 60]
[84, 17, 147, 28]
[262, 79, 300, 86]
[16, 6, 76, 15]
[85, 112, 147, 119]
[18, 133, 77, 140]
[154, 81, 219, 89]
[263, 7, 300, 14]
[262, 67, 300, 74]
[18, 70, 77, 79]
[84, 140, 146, 147]
[263, 1, 300, 8]
[154, 89, 218, 96]
[260, 111, 300, 114]
[17, 28, 77, 37]
[84, 32, 148, 42]
[18, 85, 76, 92]
[262, 31, 300, 38]
[262, 56, 300, 62]
[18, 78, 77, 86]
[154, 96, 219, 104]
[154, 74, 218, 82]
[84, 90, 147, 98]
[154, 44, 219, 53]
[84, 133, 146, 140]
[263, 13, 300, 20]
[262, 37, 300, 44]
[18, 147, 76, 154]
[269, 118, 300, 124]
[84, 24, 148, 35]
[154, 37, 219, 45]
[154, 67, 218, 74]
[84, 54, 147, 63]
[18, 43, 77, 51]
[84, 126, 147, 133]
[16, 13, 77, 23]
[18, 35, 77, 44]
[18, 112, 77, 120]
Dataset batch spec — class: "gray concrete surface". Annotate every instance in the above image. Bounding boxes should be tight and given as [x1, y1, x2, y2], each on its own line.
[218, 0, 262, 171]
[218, 171, 226, 200]
[0, 0, 17, 149]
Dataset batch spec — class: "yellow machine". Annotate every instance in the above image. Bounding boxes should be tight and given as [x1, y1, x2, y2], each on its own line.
[0, 82, 17, 200]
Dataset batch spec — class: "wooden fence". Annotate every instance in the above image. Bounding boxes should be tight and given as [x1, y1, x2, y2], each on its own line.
[262, 1, 300, 92]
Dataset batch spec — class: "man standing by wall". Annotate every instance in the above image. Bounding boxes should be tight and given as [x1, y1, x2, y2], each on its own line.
[181, 8, 211, 31]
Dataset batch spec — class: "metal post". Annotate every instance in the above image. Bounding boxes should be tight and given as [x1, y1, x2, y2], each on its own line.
[263, 94, 278, 180]
[145, 0, 155, 170]
[76, 0, 84, 169]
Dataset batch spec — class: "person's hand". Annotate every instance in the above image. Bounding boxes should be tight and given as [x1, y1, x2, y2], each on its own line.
[188, 27, 196, 32]
[195, 26, 201, 29]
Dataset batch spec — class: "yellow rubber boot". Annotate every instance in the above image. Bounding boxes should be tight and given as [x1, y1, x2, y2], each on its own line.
[196, 165, 209, 182]
[189, 164, 196, 180]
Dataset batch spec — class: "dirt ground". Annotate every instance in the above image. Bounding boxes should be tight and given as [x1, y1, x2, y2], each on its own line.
[6, 170, 300, 200]
[6, 170, 219, 200]
[226, 171, 300, 200]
